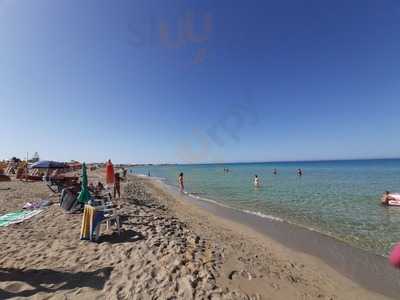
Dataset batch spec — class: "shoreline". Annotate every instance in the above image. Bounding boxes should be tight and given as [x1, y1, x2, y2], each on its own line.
[141, 175, 399, 299]
[140, 174, 385, 256]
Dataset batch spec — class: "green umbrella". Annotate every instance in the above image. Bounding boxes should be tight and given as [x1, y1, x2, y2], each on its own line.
[77, 163, 90, 203]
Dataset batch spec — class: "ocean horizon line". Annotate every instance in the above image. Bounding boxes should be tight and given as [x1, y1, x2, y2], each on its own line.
[136, 157, 400, 166]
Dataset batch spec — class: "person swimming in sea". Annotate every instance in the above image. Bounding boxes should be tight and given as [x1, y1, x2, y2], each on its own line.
[380, 191, 400, 205]
[297, 168, 303, 176]
[178, 172, 184, 192]
[381, 191, 392, 205]
[254, 174, 260, 187]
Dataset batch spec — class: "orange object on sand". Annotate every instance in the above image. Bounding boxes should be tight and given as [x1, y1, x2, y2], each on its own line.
[106, 160, 114, 185]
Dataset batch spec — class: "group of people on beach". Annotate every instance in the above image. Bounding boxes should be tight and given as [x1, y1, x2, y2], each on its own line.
[177, 168, 304, 192]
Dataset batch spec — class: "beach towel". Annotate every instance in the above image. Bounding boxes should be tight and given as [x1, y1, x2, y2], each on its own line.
[80, 205, 94, 240]
[0, 210, 43, 227]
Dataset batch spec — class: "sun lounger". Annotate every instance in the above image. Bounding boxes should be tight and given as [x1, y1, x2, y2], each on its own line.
[60, 187, 82, 212]
[0, 174, 11, 182]
[15, 168, 24, 179]
[47, 175, 79, 193]
[24, 175, 43, 181]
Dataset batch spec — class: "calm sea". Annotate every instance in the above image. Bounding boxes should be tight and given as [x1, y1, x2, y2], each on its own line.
[130, 159, 400, 256]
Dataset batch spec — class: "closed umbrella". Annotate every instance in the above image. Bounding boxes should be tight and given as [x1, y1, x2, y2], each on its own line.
[77, 163, 90, 203]
[106, 159, 114, 186]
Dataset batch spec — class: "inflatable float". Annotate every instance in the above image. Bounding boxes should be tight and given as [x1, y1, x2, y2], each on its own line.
[382, 193, 400, 206]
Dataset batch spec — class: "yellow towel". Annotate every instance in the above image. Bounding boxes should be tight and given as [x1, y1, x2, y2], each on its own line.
[80, 205, 95, 240]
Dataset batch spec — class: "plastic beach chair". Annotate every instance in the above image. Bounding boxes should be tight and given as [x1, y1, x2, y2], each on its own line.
[90, 199, 121, 241]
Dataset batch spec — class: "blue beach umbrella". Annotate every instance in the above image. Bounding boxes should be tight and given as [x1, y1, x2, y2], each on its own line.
[30, 160, 67, 169]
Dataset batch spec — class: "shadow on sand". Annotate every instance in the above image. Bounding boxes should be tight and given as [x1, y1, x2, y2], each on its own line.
[0, 267, 112, 299]
[97, 229, 145, 244]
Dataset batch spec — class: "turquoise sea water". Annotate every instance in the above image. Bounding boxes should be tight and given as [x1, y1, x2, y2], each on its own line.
[131, 159, 400, 256]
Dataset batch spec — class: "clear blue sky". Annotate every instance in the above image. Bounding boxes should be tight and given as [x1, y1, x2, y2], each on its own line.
[1, 0, 400, 164]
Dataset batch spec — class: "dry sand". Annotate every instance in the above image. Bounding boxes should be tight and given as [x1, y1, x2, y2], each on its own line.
[0, 171, 391, 299]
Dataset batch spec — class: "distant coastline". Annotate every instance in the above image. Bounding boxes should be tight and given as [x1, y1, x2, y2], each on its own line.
[121, 157, 400, 167]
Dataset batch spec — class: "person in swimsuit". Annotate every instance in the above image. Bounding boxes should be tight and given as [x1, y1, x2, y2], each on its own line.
[297, 168, 303, 176]
[114, 172, 121, 199]
[273, 168, 277, 175]
[254, 175, 260, 187]
[178, 172, 184, 192]
[122, 168, 127, 178]
[381, 191, 395, 205]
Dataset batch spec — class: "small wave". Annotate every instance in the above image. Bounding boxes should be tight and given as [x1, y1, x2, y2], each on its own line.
[241, 209, 284, 222]
[189, 192, 206, 196]
[149, 176, 167, 181]
[186, 192, 230, 206]
[185, 192, 285, 222]
[134, 173, 166, 181]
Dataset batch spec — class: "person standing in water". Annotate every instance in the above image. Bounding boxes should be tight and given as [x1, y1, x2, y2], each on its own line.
[297, 168, 303, 176]
[178, 172, 184, 192]
[254, 174, 260, 187]
[273, 168, 277, 175]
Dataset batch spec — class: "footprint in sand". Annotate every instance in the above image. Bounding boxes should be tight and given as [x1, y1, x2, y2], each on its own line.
[2, 282, 33, 293]
[228, 270, 253, 280]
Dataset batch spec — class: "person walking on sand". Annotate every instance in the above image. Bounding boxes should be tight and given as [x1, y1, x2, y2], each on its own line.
[254, 175, 260, 187]
[178, 172, 184, 192]
[114, 172, 121, 199]
[122, 168, 127, 178]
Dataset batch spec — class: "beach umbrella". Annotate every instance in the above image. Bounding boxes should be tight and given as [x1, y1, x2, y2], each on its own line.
[106, 159, 114, 185]
[30, 160, 66, 169]
[77, 163, 90, 203]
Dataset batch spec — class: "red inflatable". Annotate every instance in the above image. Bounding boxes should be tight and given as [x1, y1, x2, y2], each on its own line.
[389, 243, 400, 268]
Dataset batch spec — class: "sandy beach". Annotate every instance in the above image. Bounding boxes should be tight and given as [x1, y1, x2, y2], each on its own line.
[0, 170, 393, 299]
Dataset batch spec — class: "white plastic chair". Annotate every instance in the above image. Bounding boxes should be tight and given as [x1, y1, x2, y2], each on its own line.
[90, 199, 121, 241]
